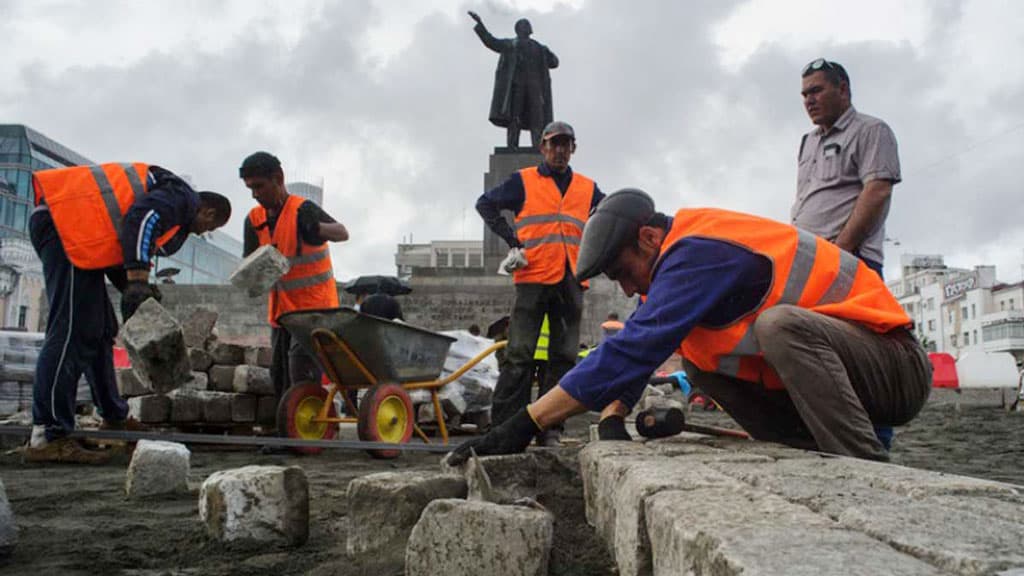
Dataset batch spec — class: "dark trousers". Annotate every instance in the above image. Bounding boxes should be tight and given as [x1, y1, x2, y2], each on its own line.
[507, 82, 545, 149]
[684, 305, 931, 461]
[491, 274, 582, 427]
[30, 210, 127, 441]
[270, 327, 322, 399]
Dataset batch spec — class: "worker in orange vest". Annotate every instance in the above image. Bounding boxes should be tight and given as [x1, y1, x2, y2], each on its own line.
[451, 189, 932, 464]
[475, 121, 605, 446]
[240, 152, 349, 408]
[26, 163, 232, 463]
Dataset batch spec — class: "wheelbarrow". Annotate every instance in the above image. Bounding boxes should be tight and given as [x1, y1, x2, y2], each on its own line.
[277, 307, 506, 458]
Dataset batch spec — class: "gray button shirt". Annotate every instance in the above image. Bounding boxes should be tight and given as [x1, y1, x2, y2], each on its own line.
[792, 106, 901, 265]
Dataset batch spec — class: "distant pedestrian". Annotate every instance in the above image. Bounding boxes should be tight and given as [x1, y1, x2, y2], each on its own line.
[600, 312, 624, 341]
[468, 324, 481, 337]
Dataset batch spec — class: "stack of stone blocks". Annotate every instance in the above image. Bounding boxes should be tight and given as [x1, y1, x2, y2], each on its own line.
[119, 304, 277, 429]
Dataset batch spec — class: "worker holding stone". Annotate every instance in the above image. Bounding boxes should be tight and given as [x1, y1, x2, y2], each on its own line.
[451, 189, 932, 464]
[475, 121, 605, 446]
[239, 152, 349, 411]
[25, 163, 232, 463]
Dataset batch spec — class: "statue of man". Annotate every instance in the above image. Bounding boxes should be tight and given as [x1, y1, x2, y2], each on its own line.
[469, 11, 559, 150]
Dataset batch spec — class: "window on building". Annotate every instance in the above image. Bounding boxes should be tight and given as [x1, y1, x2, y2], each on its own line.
[1002, 301, 1007, 311]
[961, 306, 968, 321]
[948, 309, 954, 323]
[927, 319, 935, 332]
[17, 306, 27, 329]
[973, 330, 978, 345]
[927, 297, 935, 311]
[951, 334, 958, 347]
[963, 332, 970, 346]
[452, 251, 467, 268]
[971, 304, 976, 319]
[1011, 299, 1016, 310]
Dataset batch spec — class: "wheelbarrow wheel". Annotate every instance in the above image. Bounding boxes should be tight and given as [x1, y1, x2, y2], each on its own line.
[277, 382, 338, 455]
[357, 383, 414, 459]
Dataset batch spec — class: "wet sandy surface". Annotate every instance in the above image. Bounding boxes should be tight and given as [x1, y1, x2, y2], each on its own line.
[1, 389, 1021, 574]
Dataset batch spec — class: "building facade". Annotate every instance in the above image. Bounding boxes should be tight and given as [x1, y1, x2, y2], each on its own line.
[153, 230, 243, 285]
[395, 240, 485, 277]
[287, 181, 323, 205]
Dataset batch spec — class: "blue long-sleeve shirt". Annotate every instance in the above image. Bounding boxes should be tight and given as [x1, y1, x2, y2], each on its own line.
[120, 166, 199, 270]
[560, 230, 772, 410]
[475, 162, 605, 248]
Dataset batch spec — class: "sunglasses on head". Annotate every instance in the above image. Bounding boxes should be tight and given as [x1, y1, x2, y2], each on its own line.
[802, 58, 848, 82]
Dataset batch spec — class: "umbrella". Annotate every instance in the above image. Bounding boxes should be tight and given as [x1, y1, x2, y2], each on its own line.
[342, 275, 412, 296]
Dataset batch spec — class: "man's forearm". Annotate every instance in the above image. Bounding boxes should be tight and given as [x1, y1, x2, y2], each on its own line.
[319, 222, 349, 242]
[834, 180, 892, 253]
[528, 385, 588, 429]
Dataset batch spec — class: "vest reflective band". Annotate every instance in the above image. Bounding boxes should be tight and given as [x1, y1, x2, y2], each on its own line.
[32, 162, 179, 270]
[249, 195, 338, 326]
[514, 167, 595, 285]
[660, 208, 911, 390]
[533, 315, 550, 361]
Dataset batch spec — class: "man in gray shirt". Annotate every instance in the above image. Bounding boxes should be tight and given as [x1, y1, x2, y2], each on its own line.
[793, 58, 901, 278]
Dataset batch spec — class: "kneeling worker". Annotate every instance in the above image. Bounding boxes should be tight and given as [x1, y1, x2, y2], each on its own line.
[27, 163, 232, 463]
[451, 189, 931, 464]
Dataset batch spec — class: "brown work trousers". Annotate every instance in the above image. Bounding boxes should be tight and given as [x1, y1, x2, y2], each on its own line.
[684, 305, 932, 461]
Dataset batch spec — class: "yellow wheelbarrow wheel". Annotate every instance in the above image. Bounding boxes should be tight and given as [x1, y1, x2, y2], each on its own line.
[277, 382, 338, 455]
[357, 383, 414, 459]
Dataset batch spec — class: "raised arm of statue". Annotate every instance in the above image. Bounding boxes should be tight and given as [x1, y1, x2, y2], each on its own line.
[469, 11, 512, 53]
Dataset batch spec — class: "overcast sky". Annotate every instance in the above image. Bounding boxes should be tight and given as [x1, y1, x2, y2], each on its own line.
[2, 0, 1022, 282]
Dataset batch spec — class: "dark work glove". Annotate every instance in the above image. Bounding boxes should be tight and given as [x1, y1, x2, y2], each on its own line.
[121, 280, 162, 322]
[446, 408, 540, 466]
[597, 415, 632, 441]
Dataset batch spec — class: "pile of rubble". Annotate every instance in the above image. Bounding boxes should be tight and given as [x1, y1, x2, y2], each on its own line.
[119, 302, 276, 429]
[0, 332, 91, 416]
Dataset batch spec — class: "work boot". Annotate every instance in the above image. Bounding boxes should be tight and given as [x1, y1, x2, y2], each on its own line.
[100, 416, 148, 432]
[22, 437, 113, 465]
[535, 429, 562, 447]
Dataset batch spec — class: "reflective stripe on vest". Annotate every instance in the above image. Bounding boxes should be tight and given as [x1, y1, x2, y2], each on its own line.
[31, 162, 166, 270]
[248, 195, 338, 326]
[533, 315, 550, 361]
[514, 167, 595, 285]
[659, 208, 911, 390]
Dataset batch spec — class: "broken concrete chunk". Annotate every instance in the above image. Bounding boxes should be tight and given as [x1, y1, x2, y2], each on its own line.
[465, 453, 539, 503]
[122, 299, 191, 394]
[208, 365, 236, 393]
[182, 371, 209, 392]
[346, 472, 466, 563]
[188, 348, 214, 372]
[231, 394, 257, 423]
[168, 390, 202, 423]
[206, 341, 245, 366]
[181, 308, 219, 349]
[199, 465, 308, 546]
[244, 346, 273, 368]
[232, 365, 273, 396]
[116, 368, 152, 398]
[126, 440, 190, 499]
[0, 478, 16, 557]
[229, 245, 291, 298]
[128, 394, 171, 423]
[406, 499, 553, 576]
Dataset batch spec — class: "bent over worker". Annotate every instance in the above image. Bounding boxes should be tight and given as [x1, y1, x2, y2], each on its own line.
[452, 189, 931, 464]
[27, 163, 232, 463]
[240, 152, 349, 407]
[475, 121, 605, 446]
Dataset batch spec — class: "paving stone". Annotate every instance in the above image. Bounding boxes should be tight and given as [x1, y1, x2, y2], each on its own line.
[231, 394, 257, 423]
[128, 394, 171, 423]
[181, 308, 219, 349]
[168, 390, 202, 423]
[229, 245, 291, 298]
[578, 442, 654, 541]
[232, 365, 273, 396]
[839, 500, 1024, 575]
[257, 396, 277, 426]
[198, 391, 234, 423]
[116, 368, 152, 398]
[346, 472, 466, 564]
[465, 453, 539, 503]
[611, 460, 744, 576]
[207, 342, 245, 366]
[122, 299, 190, 394]
[188, 348, 214, 372]
[126, 440, 190, 498]
[405, 499, 553, 576]
[646, 488, 940, 576]
[244, 346, 273, 368]
[199, 465, 308, 546]
[181, 371, 209, 392]
[0, 478, 16, 556]
[208, 365, 236, 392]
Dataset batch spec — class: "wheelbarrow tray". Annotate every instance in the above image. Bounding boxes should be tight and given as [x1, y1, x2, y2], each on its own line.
[278, 307, 456, 386]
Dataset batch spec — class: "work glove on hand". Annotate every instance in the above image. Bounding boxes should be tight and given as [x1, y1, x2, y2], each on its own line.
[597, 415, 633, 441]
[497, 247, 529, 275]
[445, 407, 540, 466]
[120, 280, 162, 322]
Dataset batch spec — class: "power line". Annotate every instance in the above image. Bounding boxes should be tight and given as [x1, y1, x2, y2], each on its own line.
[905, 120, 1024, 178]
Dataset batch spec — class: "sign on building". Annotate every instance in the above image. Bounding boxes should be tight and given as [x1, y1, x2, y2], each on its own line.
[944, 274, 977, 301]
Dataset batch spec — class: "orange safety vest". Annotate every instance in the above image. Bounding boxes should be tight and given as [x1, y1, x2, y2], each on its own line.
[660, 208, 911, 390]
[513, 167, 594, 285]
[32, 163, 180, 270]
[249, 195, 338, 327]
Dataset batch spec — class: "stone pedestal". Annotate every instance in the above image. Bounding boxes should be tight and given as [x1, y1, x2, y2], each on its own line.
[482, 148, 543, 273]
